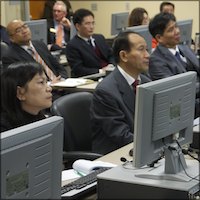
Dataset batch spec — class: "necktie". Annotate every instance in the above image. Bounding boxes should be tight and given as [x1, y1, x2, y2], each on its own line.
[132, 79, 139, 94]
[28, 47, 56, 81]
[88, 39, 94, 49]
[56, 23, 63, 47]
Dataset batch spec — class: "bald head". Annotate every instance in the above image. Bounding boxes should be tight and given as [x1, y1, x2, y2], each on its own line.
[7, 19, 31, 45]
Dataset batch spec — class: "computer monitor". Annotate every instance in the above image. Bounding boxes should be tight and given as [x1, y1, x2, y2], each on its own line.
[1, 116, 64, 199]
[177, 19, 193, 47]
[70, 16, 77, 40]
[125, 25, 152, 54]
[133, 71, 199, 182]
[111, 12, 129, 36]
[25, 19, 47, 44]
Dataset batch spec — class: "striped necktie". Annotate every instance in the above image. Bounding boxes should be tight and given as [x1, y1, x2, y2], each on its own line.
[28, 46, 56, 81]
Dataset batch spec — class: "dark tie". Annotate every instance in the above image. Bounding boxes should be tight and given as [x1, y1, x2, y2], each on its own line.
[132, 80, 139, 94]
[88, 39, 94, 49]
[175, 51, 184, 63]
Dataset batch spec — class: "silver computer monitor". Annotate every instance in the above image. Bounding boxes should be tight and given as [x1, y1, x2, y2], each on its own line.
[1, 116, 64, 199]
[133, 72, 199, 182]
[177, 19, 193, 47]
[25, 19, 47, 44]
[111, 12, 129, 36]
[125, 25, 152, 54]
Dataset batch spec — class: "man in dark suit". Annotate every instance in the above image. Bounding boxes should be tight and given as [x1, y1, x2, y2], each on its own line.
[149, 12, 199, 117]
[90, 31, 151, 155]
[2, 19, 68, 101]
[66, 8, 115, 77]
[47, 0, 71, 51]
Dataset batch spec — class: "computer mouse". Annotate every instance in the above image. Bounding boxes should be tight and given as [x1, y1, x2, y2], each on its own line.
[129, 148, 133, 156]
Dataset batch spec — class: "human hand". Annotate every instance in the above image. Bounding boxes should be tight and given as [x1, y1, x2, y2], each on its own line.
[61, 17, 71, 28]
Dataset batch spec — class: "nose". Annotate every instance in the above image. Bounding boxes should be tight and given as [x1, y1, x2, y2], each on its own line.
[47, 84, 52, 92]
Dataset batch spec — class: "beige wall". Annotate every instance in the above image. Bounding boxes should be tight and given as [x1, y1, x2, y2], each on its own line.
[70, 1, 199, 39]
[1, 1, 199, 39]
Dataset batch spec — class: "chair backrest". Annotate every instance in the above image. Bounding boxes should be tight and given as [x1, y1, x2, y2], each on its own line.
[1, 41, 9, 58]
[51, 92, 93, 152]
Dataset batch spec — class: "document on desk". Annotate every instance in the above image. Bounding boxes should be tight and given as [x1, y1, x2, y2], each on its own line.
[72, 159, 117, 175]
[51, 78, 94, 88]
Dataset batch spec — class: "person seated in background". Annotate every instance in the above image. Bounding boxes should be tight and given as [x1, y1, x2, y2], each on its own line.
[47, 0, 71, 51]
[43, 0, 73, 21]
[152, 1, 175, 49]
[2, 19, 68, 100]
[1, 62, 52, 132]
[128, 7, 149, 27]
[149, 12, 199, 117]
[90, 31, 151, 155]
[66, 8, 115, 77]
[160, 1, 175, 14]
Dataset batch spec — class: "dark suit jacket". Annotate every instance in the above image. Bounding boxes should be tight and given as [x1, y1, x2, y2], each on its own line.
[47, 19, 70, 49]
[66, 34, 115, 77]
[149, 44, 200, 80]
[90, 67, 151, 154]
[2, 40, 68, 79]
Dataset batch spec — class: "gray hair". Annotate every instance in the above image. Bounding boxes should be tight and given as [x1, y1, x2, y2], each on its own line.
[54, 1, 67, 12]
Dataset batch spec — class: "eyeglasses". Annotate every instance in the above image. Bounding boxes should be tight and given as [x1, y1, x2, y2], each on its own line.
[10, 23, 29, 36]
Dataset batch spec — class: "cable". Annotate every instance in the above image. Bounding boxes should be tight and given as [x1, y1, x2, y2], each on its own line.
[182, 149, 200, 162]
[175, 140, 199, 181]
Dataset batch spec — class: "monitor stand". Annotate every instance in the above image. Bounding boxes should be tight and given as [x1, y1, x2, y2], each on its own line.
[135, 158, 199, 182]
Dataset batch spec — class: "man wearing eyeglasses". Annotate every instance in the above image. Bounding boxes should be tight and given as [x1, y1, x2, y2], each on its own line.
[2, 19, 68, 100]
[2, 19, 68, 82]
[66, 8, 115, 77]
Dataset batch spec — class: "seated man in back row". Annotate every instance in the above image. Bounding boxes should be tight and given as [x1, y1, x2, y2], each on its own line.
[90, 31, 151, 155]
[66, 8, 115, 77]
[2, 19, 68, 100]
[148, 12, 199, 117]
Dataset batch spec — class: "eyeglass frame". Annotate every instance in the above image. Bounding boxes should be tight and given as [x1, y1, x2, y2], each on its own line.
[9, 23, 29, 36]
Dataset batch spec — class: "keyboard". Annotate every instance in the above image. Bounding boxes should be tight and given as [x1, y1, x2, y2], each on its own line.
[61, 167, 111, 199]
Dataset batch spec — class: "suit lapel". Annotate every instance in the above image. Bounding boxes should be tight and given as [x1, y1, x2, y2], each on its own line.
[158, 45, 187, 73]
[113, 68, 135, 113]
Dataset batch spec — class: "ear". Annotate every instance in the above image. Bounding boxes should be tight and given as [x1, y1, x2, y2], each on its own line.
[16, 86, 26, 101]
[119, 50, 128, 62]
[155, 34, 162, 43]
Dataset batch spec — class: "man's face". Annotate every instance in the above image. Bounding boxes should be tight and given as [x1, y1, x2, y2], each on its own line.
[124, 34, 150, 75]
[7, 20, 31, 45]
[162, 5, 174, 14]
[76, 15, 95, 38]
[156, 20, 180, 48]
[53, 5, 66, 22]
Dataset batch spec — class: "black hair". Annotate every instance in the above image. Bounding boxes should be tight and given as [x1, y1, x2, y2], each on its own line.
[73, 8, 94, 25]
[1, 61, 44, 128]
[160, 1, 175, 12]
[148, 12, 176, 38]
[112, 31, 141, 64]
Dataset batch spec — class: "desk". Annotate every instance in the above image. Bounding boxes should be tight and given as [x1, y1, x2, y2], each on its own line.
[52, 81, 98, 93]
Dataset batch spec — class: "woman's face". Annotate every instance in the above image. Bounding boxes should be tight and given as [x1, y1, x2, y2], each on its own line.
[17, 72, 52, 115]
[142, 13, 149, 25]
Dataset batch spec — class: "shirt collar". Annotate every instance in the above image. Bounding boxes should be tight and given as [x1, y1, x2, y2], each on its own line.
[117, 65, 141, 86]
[168, 45, 179, 56]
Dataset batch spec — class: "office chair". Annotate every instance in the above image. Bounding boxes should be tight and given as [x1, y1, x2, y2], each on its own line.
[50, 92, 102, 168]
[1, 41, 9, 58]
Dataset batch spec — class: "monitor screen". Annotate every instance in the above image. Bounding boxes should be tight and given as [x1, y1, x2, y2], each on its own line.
[25, 19, 47, 44]
[133, 72, 199, 182]
[1, 116, 64, 199]
[111, 12, 129, 36]
[177, 19, 193, 47]
[125, 25, 152, 54]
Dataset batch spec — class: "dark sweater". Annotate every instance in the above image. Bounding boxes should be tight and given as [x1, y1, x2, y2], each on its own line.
[0, 110, 45, 132]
